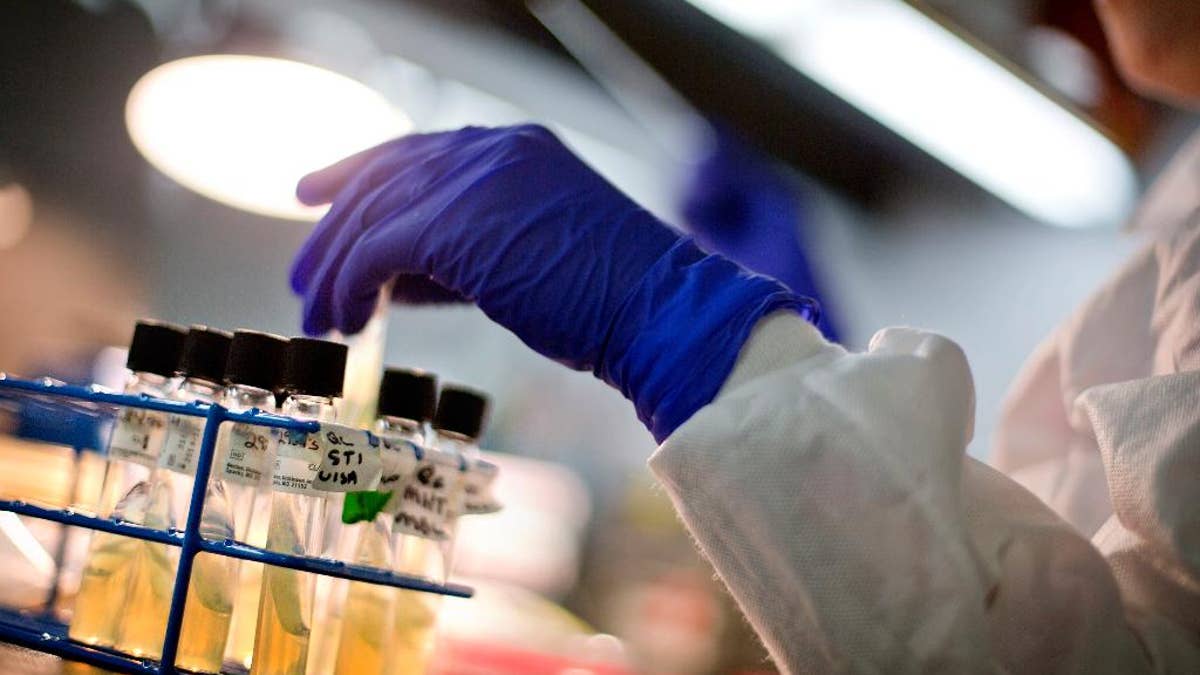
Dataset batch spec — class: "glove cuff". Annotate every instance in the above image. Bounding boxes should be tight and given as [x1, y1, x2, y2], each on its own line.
[597, 238, 820, 442]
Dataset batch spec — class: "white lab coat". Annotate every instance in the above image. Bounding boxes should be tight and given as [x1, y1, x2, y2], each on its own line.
[650, 135, 1200, 673]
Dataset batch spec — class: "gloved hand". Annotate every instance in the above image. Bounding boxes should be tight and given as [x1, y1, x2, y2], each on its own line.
[292, 125, 818, 441]
[682, 130, 840, 341]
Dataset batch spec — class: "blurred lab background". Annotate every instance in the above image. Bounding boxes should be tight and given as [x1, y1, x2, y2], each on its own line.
[0, 0, 1195, 673]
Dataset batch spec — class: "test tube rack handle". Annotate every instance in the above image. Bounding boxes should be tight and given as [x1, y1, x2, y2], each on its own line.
[0, 374, 473, 675]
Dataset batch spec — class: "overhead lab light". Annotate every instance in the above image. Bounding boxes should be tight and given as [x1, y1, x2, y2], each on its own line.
[687, 0, 1138, 229]
[126, 55, 411, 221]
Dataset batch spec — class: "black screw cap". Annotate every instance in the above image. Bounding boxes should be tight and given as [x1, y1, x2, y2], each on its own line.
[282, 337, 348, 398]
[125, 320, 187, 378]
[377, 368, 438, 422]
[178, 326, 233, 384]
[225, 330, 288, 390]
[433, 385, 489, 440]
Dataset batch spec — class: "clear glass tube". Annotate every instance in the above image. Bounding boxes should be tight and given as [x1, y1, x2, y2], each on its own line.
[250, 394, 337, 675]
[215, 384, 278, 542]
[432, 428, 478, 580]
[113, 377, 222, 661]
[333, 280, 392, 430]
[176, 383, 277, 673]
[305, 293, 388, 675]
[329, 416, 422, 675]
[328, 513, 393, 675]
[68, 370, 173, 648]
[222, 385, 279, 670]
[382, 417, 449, 675]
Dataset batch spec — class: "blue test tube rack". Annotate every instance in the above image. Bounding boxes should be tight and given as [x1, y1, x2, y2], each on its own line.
[0, 374, 472, 674]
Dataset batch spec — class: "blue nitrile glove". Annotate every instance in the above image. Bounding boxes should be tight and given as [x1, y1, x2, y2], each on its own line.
[682, 130, 840, 341]
[291, 125, 819, 441]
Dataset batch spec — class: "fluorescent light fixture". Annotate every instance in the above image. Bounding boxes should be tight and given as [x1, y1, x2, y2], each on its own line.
[126, 55, 411, 221]
[687, 0, 1138, 229]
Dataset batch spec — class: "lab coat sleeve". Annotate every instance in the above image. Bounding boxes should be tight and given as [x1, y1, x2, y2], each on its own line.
[648, 312, 1197, 674]
[990, 243, 1158, 534]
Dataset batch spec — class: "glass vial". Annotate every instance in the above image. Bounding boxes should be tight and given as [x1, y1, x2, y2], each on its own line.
[69, 320, 186, 648]
[179, 330, 288, 673]
[334, 368, 437, 675]
[250, 337, 347, 675]
[388, 384, 488, 675]
[430, 385, 489, 580]
[113, 326, 231, 661]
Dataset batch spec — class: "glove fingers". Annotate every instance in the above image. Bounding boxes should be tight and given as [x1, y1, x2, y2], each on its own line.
[293, 154, 442, 298]
[297, 127, 493, 206]
[296, 132, 446, 206]
[297, 151, 472, 333]
[292, 129, 500, 295]
[291, 171, 374, 295]
[293, 186, 374, 303]
[330, 218, 430, 334]
[300, 181, 398, 335]
[301, 273, 335, 336]
[293, 143, 432, 292]
[313, 142, 501, 332]
[300, 202, 381, 336]
[297, 141, 398, 206]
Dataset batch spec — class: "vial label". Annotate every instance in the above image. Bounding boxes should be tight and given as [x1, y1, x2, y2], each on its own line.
[160, 414, 204, 475]
[392, 449, 462, 541]
[312, 424, 382, 492]
[109, 407, 168, 468]
[272, 423, 383, 495]
[273, 428, 322, 495]
[379, 439, 420, 495]
[462, 459, 501, 515]
[222, 422, 274, 486]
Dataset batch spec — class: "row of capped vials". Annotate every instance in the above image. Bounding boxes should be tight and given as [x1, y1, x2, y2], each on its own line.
[65, 319, 497, 675]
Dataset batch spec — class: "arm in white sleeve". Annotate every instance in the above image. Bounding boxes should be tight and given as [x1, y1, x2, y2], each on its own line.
[649, 312, 1199, 674]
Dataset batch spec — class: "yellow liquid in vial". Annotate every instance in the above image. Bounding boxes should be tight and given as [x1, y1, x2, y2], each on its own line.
[251, 564, 314, 675]
[305, 576, 344, 675]
[225, 479, 271, 670]
[176, 552, 238, 673]
[68, 532, 139, 647]
[225, 560, 265, 669]
[113, 541, 176, 659]
[333, 580, 394, 675]
[385, 590, 439, 675]
[385, 535, 445, 675]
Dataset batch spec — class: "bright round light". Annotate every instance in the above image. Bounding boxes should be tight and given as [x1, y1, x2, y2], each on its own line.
[126, 55, 411, 221]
